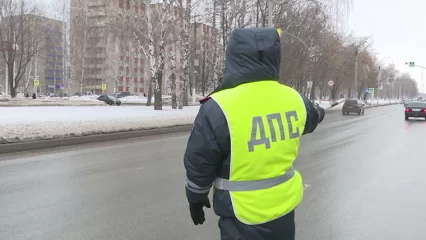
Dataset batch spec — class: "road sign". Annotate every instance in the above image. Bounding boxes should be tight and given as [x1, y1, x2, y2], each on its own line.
[60, 83, 65, 89]
[33, 79, 39, 87]
[328, 80, 334, 87]
[307, 81, 313, 89]
[101, 84, 107, 91]
[409, 61, 415, 67]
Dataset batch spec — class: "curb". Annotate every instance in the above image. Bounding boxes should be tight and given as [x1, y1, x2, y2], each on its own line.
[0, 103, 401, 154]
[0, 125, 192, 154]
[325, 102, 400, 112]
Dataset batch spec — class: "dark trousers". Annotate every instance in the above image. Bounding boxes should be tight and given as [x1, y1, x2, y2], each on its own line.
[219, 210, 295, 240]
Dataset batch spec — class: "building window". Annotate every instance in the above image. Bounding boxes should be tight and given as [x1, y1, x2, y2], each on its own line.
[118, 86, 124, 91]
[140, 68, 144, 73]
[126, 0, 130, 10]
[126, 87, 129, 91]
[134, 68, 137, 72]
[140, 88, 144, 92]
[119, 66, 123, 70]
[120, 56, 124, 60]
[140, 59, 144, 64]
[119, 76, 124, 82]
[126, 77, 129, 82]
[126, 67, 129, 72]
[134, 87, 137, 92]
[126, 56, 129, 62]
[135, 6, 139, 13]
[134, 77, 137, 83]
[140, 78, 144, 83]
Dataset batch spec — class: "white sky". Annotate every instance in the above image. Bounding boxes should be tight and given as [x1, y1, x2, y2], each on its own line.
[346, 0, 426, 93]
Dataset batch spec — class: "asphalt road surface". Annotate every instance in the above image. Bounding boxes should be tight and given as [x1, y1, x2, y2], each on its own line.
[1, 104, 426, 240]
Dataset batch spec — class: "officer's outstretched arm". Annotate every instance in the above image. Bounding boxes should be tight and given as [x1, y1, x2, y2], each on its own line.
[299, 93, 325, 135]
[184, 100, 226, 203]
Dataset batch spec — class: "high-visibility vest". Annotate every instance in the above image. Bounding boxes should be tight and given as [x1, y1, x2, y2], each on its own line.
[210, 80, 307, 225]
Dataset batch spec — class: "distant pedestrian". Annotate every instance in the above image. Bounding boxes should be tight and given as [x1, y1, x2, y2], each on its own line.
[32, 93, 36, 99]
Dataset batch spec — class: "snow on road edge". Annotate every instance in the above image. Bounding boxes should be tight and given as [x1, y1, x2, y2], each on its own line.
[0, 113, 197, 144]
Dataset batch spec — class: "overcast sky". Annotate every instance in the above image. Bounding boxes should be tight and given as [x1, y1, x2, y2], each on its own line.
[346, 0, 426, 93]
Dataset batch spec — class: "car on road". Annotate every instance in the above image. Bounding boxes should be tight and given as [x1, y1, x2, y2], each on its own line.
[404, 101, 426, 120]
[342, 99, 365, 115]
[97, 94, 122, 106]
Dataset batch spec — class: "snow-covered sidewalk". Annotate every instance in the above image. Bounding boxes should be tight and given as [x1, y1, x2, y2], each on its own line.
[0, 98, 400, 144]
[326, 99, 400, 111]
[0, 106, 200, 143]
[0, 95, 173, 106]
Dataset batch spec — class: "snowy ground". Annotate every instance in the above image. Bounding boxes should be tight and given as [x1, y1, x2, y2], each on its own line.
[327, 99, 401, 111]
[0, 94, 172, 106]
[0, 98, 400, 144]
[0, 106, 200, 143]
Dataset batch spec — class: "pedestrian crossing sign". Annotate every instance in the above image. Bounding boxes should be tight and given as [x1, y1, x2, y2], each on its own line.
[101, 84, 106, 91]
[33, 79, 39, 87]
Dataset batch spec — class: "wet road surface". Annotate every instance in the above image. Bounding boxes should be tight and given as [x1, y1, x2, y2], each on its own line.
[1, 104, 426, 240]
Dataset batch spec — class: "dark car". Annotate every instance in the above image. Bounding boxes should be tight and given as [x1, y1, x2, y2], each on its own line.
[405, 101, 426, 120]
[342, 99, 365, 115]
[97, 94, 122, 106]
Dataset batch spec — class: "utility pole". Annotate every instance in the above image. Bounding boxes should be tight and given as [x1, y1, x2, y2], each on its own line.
[268, 0, 273, 27]
[354, 48, 358, 99]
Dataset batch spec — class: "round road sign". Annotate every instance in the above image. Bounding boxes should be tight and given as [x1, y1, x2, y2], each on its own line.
[328, 80, 334, 87]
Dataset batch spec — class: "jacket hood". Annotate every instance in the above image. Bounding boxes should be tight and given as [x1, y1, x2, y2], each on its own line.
[211, 28, 281, 95]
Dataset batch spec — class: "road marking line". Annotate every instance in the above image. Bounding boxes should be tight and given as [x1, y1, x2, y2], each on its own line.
[303, 184, 311, 190]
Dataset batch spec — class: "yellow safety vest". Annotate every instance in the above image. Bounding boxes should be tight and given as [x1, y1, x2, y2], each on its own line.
[210, 80, 307, 225]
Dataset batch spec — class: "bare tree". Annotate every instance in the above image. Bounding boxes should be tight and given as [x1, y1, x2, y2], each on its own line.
[0, 0, 44, 98]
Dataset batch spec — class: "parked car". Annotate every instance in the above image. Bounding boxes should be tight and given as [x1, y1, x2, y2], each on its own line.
[342, 99, 365, 115]
[97, 94, 122, 106]
[405, 101, 426, 120]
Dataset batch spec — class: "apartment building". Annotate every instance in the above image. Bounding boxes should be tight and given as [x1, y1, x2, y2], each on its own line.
[70, 0, 148, 95]
[0, 15, 64, 95]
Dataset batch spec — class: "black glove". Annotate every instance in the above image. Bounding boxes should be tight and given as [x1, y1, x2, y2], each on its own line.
[314, 103, 325, 123]
[189, 198, 211, 225]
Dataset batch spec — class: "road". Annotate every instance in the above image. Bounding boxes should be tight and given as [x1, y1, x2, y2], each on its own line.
[1, 104, 426, 240]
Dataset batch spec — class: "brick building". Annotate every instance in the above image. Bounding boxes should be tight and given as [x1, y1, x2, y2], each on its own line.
[70, 0, 148, 95]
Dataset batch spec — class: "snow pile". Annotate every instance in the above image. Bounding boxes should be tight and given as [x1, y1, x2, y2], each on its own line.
[328, 99, 400, 111]
[119, 95, 172, 104]
[314, 98, 346, 110]
[0, 106, 200, 143]
[0, 95, 105, 106]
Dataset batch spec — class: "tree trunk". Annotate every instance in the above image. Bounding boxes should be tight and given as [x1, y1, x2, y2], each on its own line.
[8, 65, 16, 98]
[154, 71, 163, 110]
[146, 79, 153, 106]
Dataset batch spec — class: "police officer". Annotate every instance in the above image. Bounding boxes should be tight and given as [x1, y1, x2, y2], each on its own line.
[183, 28, 325, 240]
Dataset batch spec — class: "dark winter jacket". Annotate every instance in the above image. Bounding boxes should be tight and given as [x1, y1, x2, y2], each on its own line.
[184, 28, 324, 240]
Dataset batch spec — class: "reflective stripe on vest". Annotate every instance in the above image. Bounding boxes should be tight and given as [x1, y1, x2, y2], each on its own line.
[210, 80, 307, 225]
[214, 167, 295, 191]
